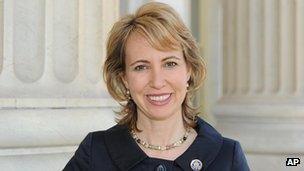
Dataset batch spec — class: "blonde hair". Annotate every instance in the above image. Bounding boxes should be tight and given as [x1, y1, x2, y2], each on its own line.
[103, 2, 206, 130]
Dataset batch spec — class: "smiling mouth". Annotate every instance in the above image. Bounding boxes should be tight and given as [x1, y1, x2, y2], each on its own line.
[148, 94, 171, 102]
[146, 93, 171, 103]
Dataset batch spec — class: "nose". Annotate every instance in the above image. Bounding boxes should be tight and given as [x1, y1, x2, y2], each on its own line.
[149, 67, 166, 89]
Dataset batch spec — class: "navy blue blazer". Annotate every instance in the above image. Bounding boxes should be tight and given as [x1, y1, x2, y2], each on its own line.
[63, 117, 250, 171]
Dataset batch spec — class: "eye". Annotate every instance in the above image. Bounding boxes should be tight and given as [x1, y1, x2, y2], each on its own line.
[164, 61, 178, 68]
[134, 65, 148, 71]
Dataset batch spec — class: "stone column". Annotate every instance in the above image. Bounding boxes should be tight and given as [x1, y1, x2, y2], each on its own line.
[0, 0, 119, 170]
[201, 0, 304, 170]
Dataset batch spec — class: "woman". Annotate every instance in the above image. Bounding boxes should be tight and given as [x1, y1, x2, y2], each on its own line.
[64, 2, 249, 171]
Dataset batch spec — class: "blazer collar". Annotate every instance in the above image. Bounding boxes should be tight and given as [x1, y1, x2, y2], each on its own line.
[104, 124, 147, 170]
[174, 118, 223, 170]
[104, 117, 223, 170]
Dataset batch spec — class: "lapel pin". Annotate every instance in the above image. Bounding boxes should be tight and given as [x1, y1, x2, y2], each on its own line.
[190, 159, 203, 171]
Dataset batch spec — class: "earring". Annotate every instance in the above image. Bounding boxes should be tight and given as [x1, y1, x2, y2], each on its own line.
[186, 83, 189, 91]
[126, 90, 131, 100]
[192, 114, 198, 122]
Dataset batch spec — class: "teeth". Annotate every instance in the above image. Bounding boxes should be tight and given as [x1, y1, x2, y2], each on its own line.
[148, 94, 170, 101]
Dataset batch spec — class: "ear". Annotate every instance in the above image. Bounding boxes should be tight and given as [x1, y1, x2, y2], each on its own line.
[120, 72, 129, 89]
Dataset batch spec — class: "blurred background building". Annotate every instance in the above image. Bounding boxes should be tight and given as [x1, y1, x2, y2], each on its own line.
[0, 0, 303, 170]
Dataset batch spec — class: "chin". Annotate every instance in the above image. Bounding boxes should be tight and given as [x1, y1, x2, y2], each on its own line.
[146, 110, 177, 121]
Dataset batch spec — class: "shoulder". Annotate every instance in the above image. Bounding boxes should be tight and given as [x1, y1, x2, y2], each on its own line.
[88, 124, 126, 142]
[90, 124, 146, 170]
[63, 124, 124, 171]
[195, 117, 250, 170]
[90, 124, 128, 145]
[195, 117, 242, 152]
[220, 138, 250, 170]
[195, 117, 223, 143]
[219, 137, 242, 157]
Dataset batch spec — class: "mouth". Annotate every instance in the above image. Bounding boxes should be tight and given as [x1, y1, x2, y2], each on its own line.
[146, 93, 172, 106]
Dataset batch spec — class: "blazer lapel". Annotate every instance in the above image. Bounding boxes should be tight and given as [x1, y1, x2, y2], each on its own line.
[175, 118, 223, 170]
[104, 124, 147, 171]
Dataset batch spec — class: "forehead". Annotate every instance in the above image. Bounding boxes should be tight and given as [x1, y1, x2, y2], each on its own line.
[125, 33, 151, 53]
[125, 33, 183, 61]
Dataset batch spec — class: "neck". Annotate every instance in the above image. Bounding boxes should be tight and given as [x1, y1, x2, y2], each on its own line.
[135, 111, 186, 147]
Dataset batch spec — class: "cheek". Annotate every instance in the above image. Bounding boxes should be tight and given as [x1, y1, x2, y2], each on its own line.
[174, 79, 188, 90]
[168, 70, 189, 85]
[126, 73, 148, 91]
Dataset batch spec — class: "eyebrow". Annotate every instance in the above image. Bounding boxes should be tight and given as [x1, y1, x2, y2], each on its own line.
[162, 56, 181, 61]
[129, 56, 181, 66]
[129, 60, 149, 66]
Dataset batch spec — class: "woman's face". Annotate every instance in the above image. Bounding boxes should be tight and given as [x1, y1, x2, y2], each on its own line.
[122, 33, 190, 121]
